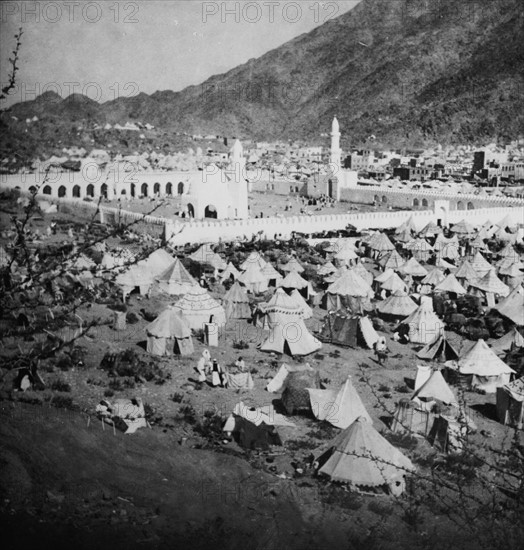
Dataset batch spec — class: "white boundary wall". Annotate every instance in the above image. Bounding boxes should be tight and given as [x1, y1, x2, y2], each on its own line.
[6, 192, 523, 246]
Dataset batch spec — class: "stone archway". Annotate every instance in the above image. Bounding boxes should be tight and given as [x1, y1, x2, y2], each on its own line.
[43, 185, 52, 195]
[166, 182, 173, 196]
[413, 198, 419, 207]
[422, 198, 428, 208]
[204, 204, 218, 219]
[467, 202, 474, 210]
[178, 182, 185, 195]
[382, 195, 388, 203]
[58, 185, 67, 198]
[141, 183, 148, 197]
[86, 184, 94, 197]
[186, 203, 195, 218]
[73, 185, 81, 198]
[153, 182, 161, 195]
[457, 201, 464, 210]
[131, 183, 136, 198]
[100, 183, 108, 199]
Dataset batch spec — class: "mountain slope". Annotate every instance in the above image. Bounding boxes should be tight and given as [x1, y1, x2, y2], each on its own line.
[1, 0, 523, 160]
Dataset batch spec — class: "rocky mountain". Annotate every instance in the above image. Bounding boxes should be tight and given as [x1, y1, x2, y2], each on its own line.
[1, 0, 523, 162]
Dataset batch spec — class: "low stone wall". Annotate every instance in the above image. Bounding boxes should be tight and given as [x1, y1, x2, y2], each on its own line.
[12, 190, 523, 247]
[341, 186, 524, 210]
[164, 206, 524, 246]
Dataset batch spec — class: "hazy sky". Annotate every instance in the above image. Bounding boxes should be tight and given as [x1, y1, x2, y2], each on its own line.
[0, 1, 359, 107]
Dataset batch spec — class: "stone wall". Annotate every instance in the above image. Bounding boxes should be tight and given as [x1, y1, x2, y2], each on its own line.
[340, 186, 524, 210]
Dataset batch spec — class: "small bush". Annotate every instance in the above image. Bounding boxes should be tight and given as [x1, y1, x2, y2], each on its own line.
[57, 355, 73, 371]
[171, 392, 184, 403]
[104, 389, 115, 398]
[51, 379, 72, 392]
[178, 405, 197, 425]
[443, 453, 482, 482]
[232, 340, 249, 350]
[395, 384, 411, 394]
[195, 410, 224, 442]
[51, 395, 76, 410]
[378, 384, 390, 392]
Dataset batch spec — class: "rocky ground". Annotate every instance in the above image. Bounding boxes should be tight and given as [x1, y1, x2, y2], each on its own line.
[0, 196, 521, 550]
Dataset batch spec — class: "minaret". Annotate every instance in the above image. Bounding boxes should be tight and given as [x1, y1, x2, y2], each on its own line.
[330, 116, 341, 171]
[230, 139, 248, 218]
[230, 139, 245, 179]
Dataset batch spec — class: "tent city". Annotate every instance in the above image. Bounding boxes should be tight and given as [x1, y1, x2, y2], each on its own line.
[1, 1, 523, 549]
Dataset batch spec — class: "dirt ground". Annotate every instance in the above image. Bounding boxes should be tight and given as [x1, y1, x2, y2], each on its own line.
[0, 197, 521, 550]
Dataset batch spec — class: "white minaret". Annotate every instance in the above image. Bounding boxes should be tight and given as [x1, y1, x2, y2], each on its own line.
[330, 116, 341, 170]
[230, 139, 245, 178]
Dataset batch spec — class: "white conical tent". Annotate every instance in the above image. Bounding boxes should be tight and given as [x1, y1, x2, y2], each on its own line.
[420, 267, 445, 287]
[353, 262, 374, 286]
[498, 243, 520, 262]
[413, 370, 458, 405]
[379, 249, 404, 270]
[494, 285, 524, 326]
[308, 377, 372, 429]
[327, 269, 374, 298]
[173, 286, 226, 330]
[280, 257, 304, 273]
[399, 257, 428, 277]
[238, 262, 269, 293]
[380, 271, 408, 293]
[470, 252, 492, 276]
[317, 261, 337, 276]
[434, 273, 467, 295]
[290, 289, 313, 319]
[261, 262, 283, 283]
[115, 249, 176, 299]
[154, 257, 199, 295]
[374, 268, 395, 284]
[220, 262, 241, 282]
[368, 233, 395, 255]
[278, 270, 315, 298]
[417, 334, 460, 362]
[334, 242, 359, 264]
[469, 269, 510, 305]
[223, 281, 251, 319]
[325, 269, 374, 311]
[377, 290, 418, 318]
[458, 339, 515, 393]
[189, 244, 227, 270]
[419, 221, 442, 237]
[317, 417, 415, 492]
[240, 251, 267, 271]
[454, 260, 478, 284]
[399, 301, 444, 344]
[259, 289, 321, 356]
[145, 306, 193, 356]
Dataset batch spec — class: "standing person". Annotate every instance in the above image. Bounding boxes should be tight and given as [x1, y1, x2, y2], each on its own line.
[374, 336, 388, 365]
[211, 359, 223, 387]
[235, 357, 246, 372]
[195, 349, 211, 385]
